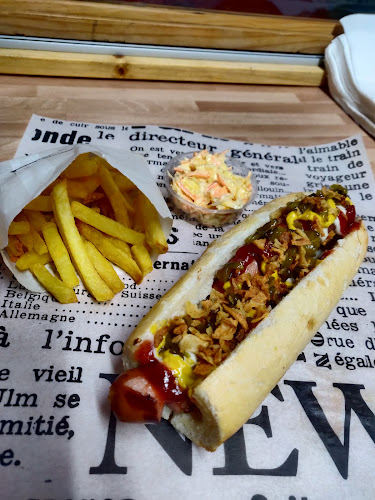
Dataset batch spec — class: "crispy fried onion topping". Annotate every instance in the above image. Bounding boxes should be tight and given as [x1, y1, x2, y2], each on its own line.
[154, 273, 272, 376]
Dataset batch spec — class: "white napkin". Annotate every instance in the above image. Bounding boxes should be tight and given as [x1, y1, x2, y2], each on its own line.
[325, 14, 375, 137]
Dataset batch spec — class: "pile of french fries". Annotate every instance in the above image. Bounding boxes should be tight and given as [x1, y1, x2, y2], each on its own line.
[5, 152, 168, 304]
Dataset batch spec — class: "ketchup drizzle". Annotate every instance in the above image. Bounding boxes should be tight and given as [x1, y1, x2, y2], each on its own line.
[338, 204, 361, 236]
[213, 242, 270, 292]
[231, 242, 271, 266]
[135, 340, 192, 409]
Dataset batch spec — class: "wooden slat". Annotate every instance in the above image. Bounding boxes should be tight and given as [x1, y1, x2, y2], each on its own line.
[0, 0, 341, 54]
[0, 48, 325, 86]
[0, 76, 374, 173]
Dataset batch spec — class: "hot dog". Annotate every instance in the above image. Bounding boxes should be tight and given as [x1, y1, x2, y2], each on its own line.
[109, 185, 368, 451]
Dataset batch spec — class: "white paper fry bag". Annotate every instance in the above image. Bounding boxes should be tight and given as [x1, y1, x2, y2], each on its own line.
[0, 144, 172, 292]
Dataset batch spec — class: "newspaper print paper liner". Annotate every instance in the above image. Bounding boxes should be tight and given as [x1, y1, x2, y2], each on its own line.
[0, 143, 172, 293]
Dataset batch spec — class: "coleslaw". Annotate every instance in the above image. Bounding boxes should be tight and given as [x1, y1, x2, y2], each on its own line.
[169, 150, 253, 210]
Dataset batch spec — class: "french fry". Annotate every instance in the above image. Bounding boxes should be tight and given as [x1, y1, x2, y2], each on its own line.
[105, 235, 132, 257]
[121, 190, 136, 216]
[137, 192, 168, 254]
[42, 221, 79, 288]
[93, 196, 114, 219]
[84, 240, 124, 294]
[110, 170, 136, 192]
[8, 221, 30, 235]
[131, 244, 153, 276]
[15, 213, 33, 251]
[71, 201, 145, 246]
[66, 176, 101, 199]
[98, 164, 130, 226]
[30, 226, 48, 255]
[18, 232, 34, 252]
[14, 210, 48, 255]
[24, 195, 52, 212]
[23, 210, 47, 232]
[51, 179, 114, 302]
[30, 263, 78, 304]
[62, 152, 101, 179]
[123, 188, 139, 211]
[16, 251, 52, 271]
[77, 221, 143, 284]
[132, 196, 145, 233]
[6, 235, 24, 262]
[83, 191, 104, 205]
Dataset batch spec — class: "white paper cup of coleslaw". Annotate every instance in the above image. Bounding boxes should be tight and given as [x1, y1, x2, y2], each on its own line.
[164, 151, 257, 227]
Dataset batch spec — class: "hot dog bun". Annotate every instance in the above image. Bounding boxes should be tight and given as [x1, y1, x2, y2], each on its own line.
[123, 193, 368, 451]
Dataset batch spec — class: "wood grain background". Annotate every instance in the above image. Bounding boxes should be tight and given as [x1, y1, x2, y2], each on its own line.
[1, 0, 341, 54]
[0, 0, 336, 85]
[0, 49, 325, 87]
[0, 75, 374, 175]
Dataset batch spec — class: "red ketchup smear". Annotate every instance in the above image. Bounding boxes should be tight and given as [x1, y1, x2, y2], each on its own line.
[338, 205, 361, 236]
[110, 340, 192, 423]
[233, 242, 272, 266]
[319, 205, 361, 259]
[213, 242, 268, 292]
[300, 219, 314, 232]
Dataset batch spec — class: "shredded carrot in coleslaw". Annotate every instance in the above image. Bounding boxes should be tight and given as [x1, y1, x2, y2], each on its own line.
[170, 150, 252, 210]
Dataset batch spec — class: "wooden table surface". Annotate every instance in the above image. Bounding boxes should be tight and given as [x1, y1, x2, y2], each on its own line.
[0, 75, 374, 175]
